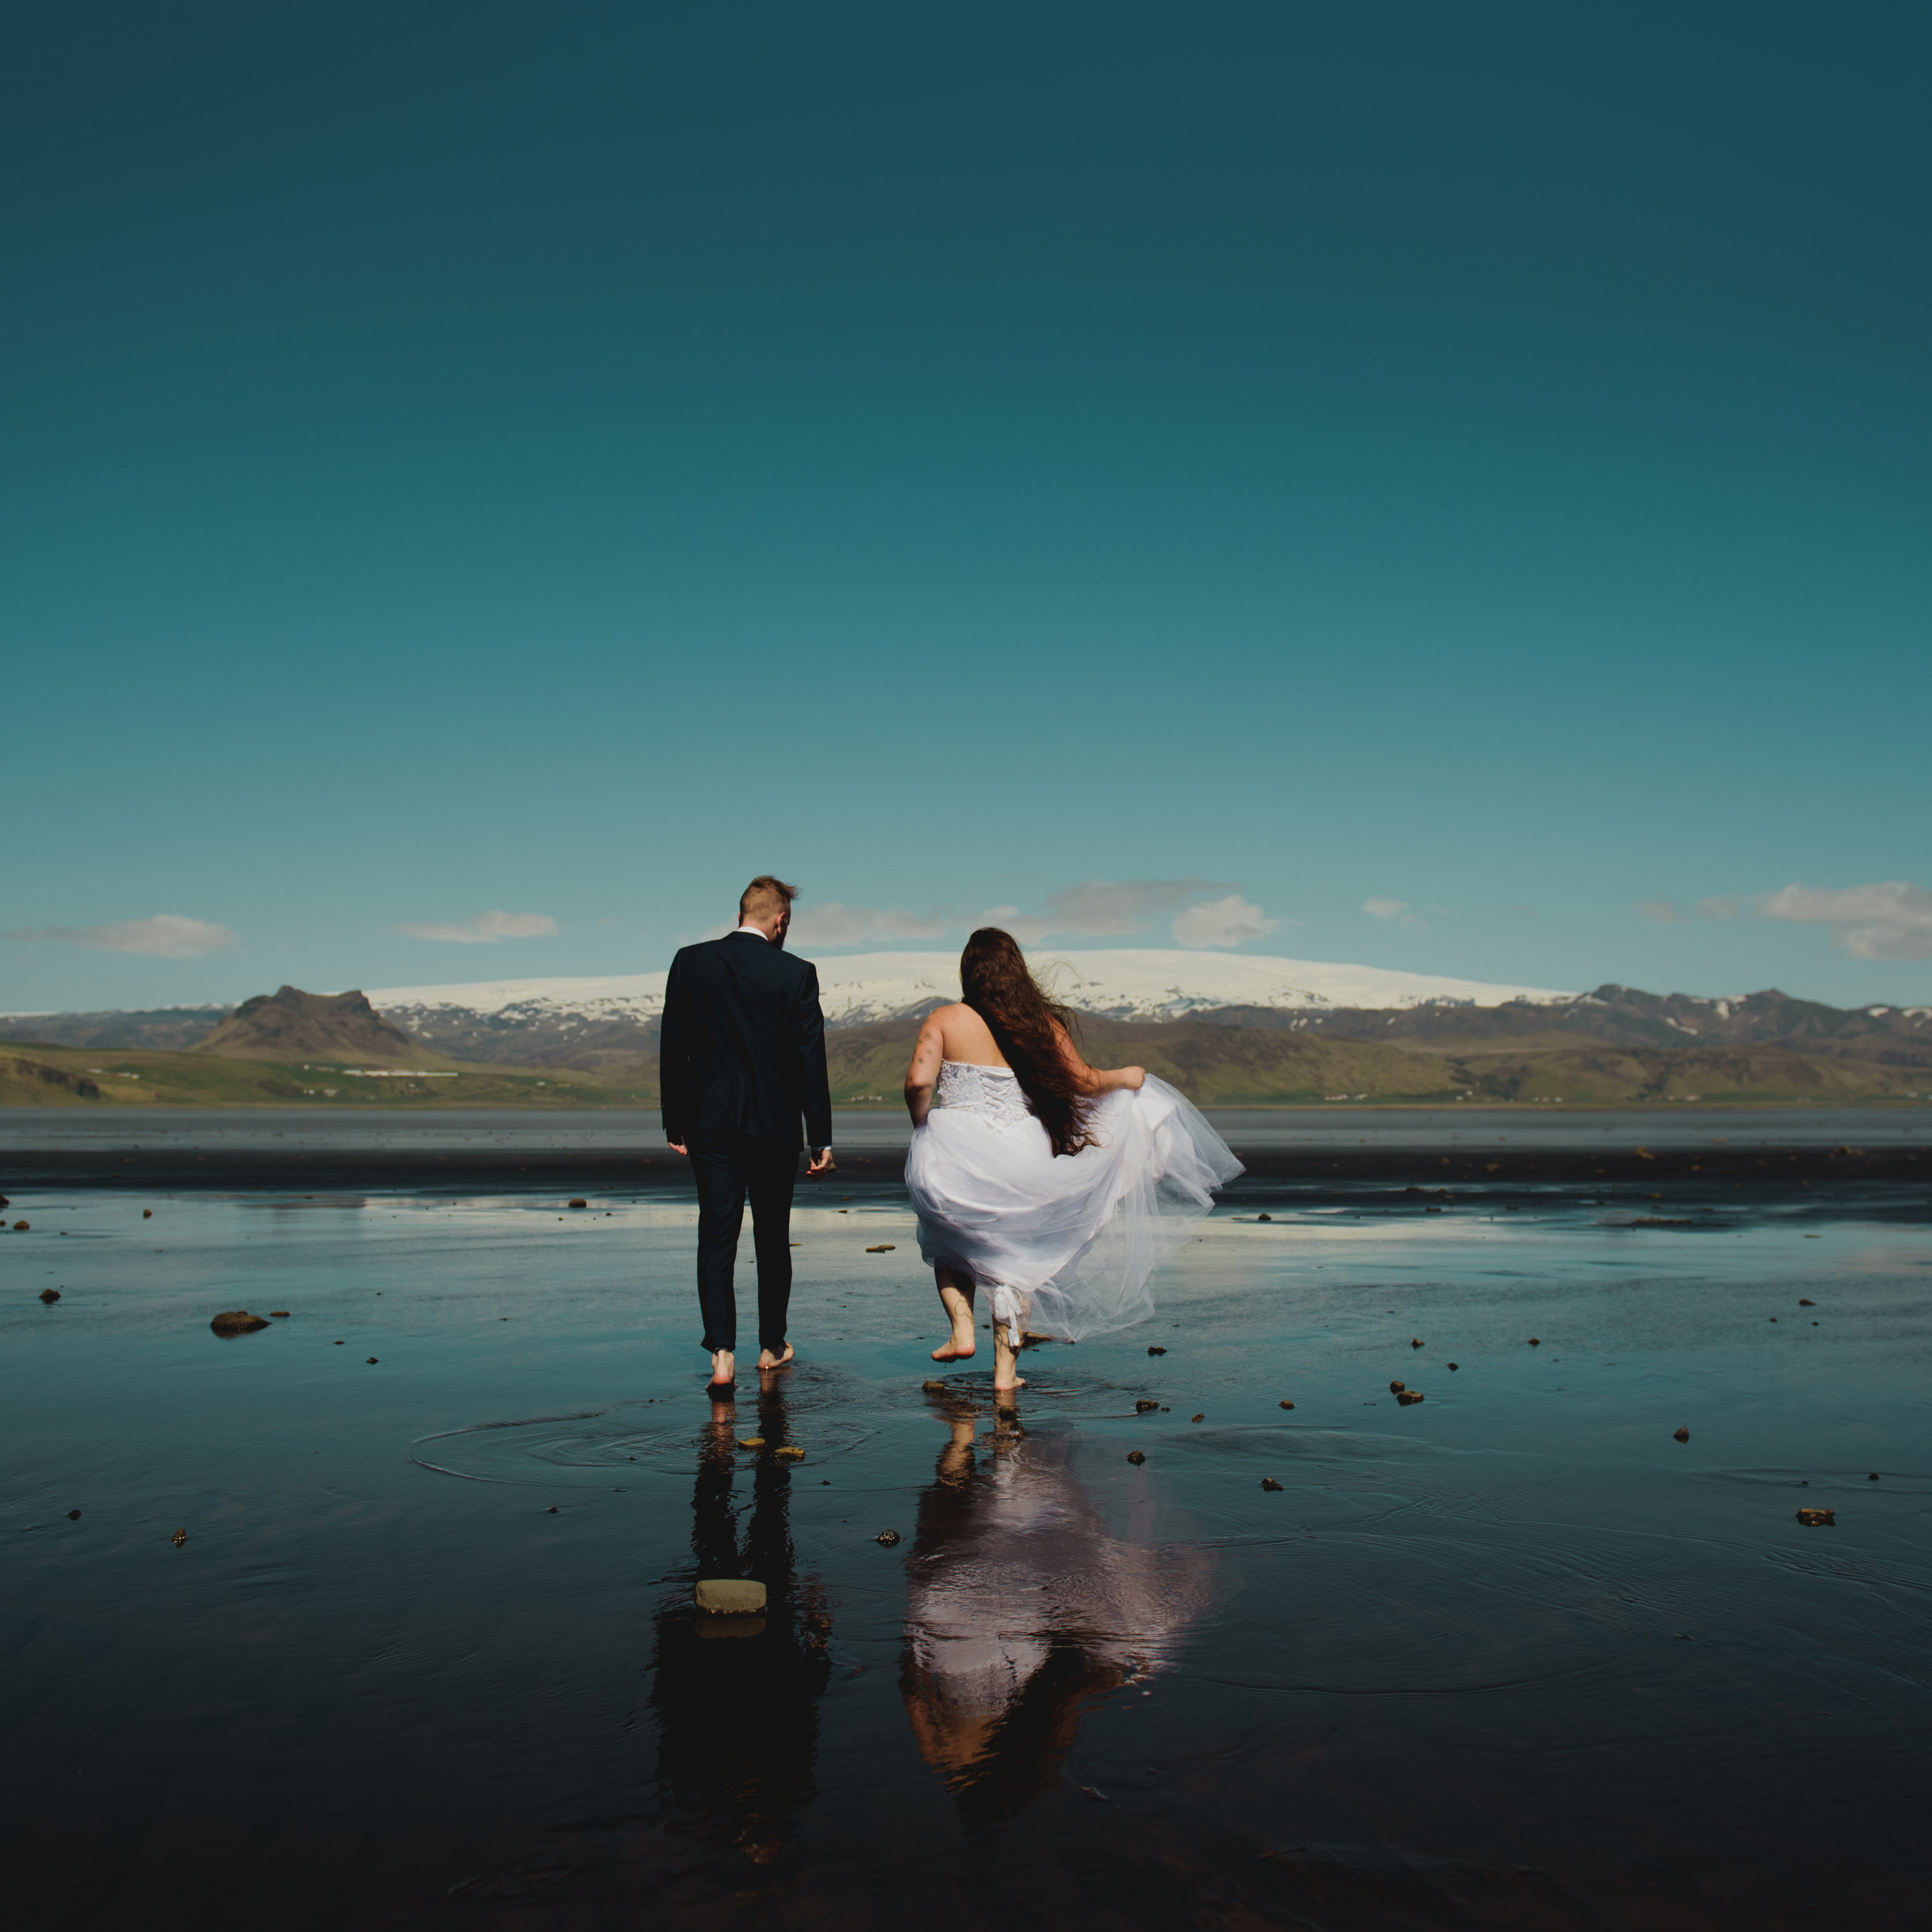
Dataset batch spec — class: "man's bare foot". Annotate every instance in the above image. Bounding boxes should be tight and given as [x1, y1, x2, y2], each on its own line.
[708, 1348, 735, 1388]
[757, 1344, 794, 1370]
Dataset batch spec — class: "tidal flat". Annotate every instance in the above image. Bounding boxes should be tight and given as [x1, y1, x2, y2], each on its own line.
[4, 1136, 1929, 1930]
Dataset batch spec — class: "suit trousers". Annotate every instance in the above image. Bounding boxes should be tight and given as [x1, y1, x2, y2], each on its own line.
[689, 1130, 798, 1354]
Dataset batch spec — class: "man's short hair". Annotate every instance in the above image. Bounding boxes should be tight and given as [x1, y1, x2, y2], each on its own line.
[740, 875, 800, 923]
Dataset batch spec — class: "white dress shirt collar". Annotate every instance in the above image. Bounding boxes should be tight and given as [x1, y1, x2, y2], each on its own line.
[731, 923, 772, 941]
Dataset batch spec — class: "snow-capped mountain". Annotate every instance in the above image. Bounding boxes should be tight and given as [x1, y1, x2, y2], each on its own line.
[366, 948, 1571, 1039]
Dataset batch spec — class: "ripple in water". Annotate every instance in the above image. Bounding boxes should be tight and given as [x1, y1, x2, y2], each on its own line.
[412, 1400, 876, 1485]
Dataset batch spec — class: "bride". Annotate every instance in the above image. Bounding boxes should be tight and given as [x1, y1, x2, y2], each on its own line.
[903, 928, 1243, 1390]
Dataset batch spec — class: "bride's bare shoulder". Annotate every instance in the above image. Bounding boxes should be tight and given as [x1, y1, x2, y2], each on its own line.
[930, 1003, 1003, 1057]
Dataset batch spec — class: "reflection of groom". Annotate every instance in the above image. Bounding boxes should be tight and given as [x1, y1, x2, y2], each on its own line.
[661, 876, 833, 1390]
[651, 1379, 832, 1866]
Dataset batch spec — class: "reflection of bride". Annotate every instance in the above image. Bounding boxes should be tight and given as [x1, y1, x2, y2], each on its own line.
[900, 1398, 1211, 1824]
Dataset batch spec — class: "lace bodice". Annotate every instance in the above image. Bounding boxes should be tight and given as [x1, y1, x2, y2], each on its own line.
[934, 1060, 1032, 1131]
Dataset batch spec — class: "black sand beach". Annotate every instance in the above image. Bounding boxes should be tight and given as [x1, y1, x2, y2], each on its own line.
[5, 1111, 1929, 1929]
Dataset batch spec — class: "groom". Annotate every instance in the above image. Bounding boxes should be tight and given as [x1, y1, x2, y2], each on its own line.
[661, 876, 834, 1392]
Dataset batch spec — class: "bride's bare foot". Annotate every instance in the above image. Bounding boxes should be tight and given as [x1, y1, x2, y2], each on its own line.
[757, 1344, 794, 1370]
[931, 1271, 977, 1360]
[992, 1321, 1026, 1392]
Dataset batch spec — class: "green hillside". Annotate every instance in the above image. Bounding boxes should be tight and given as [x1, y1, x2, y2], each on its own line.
[0, 1044, 655, 1109]
[825, 1016, 1461, 1104]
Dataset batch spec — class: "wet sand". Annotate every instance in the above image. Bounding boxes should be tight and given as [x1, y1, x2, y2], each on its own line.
[3, 1143, 1930, 1929]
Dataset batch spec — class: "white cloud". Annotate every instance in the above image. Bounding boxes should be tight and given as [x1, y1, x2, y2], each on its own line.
[1759, 881, 1932, 960]
[1363, 895, 1430, 931]
[396, 910, 560, 944]
[1697, 896, 1742, 920]
[782, 877, 1281, 950]
[1172, 893, 1280, 949]
[787, 903, 950, 947]
[2, 913, 238, 957]
[1042, 878, 1236, 934]
[1635, 899, 1689, 923]
[983, 878, 1250, 944]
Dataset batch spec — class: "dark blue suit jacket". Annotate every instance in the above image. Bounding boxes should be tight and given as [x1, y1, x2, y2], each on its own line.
[659, 934, 832, 1150]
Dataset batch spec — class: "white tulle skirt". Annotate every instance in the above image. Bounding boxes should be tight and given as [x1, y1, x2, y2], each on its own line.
[905, 1073, 1243, 1343]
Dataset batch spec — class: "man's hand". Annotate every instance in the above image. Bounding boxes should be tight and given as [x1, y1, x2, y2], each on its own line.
[806, 1147, 835, 1177]
[668, 1140, 688, 1156]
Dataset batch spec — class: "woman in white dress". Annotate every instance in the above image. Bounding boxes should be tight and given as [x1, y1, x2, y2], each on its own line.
[903, 928, 1243, 1390]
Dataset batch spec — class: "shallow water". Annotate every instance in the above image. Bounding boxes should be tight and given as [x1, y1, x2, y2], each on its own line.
[5, 1172, 1930, 1929]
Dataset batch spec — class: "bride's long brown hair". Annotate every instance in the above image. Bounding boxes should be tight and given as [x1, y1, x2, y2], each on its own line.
[958, 927, 1100, 1158]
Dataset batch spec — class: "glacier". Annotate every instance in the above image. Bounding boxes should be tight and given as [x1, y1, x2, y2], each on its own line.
[364, 949, 1573, 1033]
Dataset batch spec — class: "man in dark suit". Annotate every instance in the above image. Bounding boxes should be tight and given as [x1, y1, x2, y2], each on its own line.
[661, 875, 833, 1391]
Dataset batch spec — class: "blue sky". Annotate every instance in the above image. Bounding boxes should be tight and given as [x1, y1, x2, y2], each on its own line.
[5, 2, 1929, 1013]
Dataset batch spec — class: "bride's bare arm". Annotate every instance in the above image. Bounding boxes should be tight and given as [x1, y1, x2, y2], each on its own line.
[905, 1012, 946, 1125]
[1055, 1025, 1145, 1094]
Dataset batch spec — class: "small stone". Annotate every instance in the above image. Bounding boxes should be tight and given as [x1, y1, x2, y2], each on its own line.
[1126, 1450, 1146, 1464]
[1673, 1427, 1690, 1443]
[269, 1310, 290, 1318]
[1411, 1338, 1423, 1349]
[334, 1340, 344, 1345]
[1795, 1507, 1835, 1527]
[876, 1529, 902, 1547]
[209, 1309, 269, 1335]
[1528, 1338, 1541, 1346]
[1798, 1298, 1815, 1306]
[776, 1445, 805, 1460]
[12, 1221, 29, 1232]
[1260, 1478, 1283, 1491]
[1278, 1400, 1295, 1410]
[1257, 1213, 1272, 1222]
[737, 1437, 765, 1450]
[1868, 1472, 1880, 1481]
[366, 1356, 379, 1364]
[865, 1244, 896, 1253]
[1396, 1389, 1424, 1406]
[1148, 1345, 1167, 1355]
[1389, 1379, 1406, 1393]
[1191, 1413, 1205, 1423]
[1134, 1399, 1160, 1413]
[568, 1198, 587, 1209]
[143, 1209, 152, 1219]
[39, 1288, 60, 1303]
[1447, 1362, 1459, 1371]
[922, 1379, 947, 1392]
[696, 1578, 767, 1616]
[67, 1509, 80, 1520]
[170, 1528, 187, 1546]
[547, 1505, 558, 1513]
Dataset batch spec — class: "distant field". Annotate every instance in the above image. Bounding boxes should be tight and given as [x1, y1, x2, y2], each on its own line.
[5, 1019, 1927, 1109]
[0, 1044, 654, 1110]
[821, 1015, 1932, 1107]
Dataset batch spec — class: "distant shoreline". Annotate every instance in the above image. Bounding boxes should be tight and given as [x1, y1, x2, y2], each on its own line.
[4, 1102, 1925, 1192]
